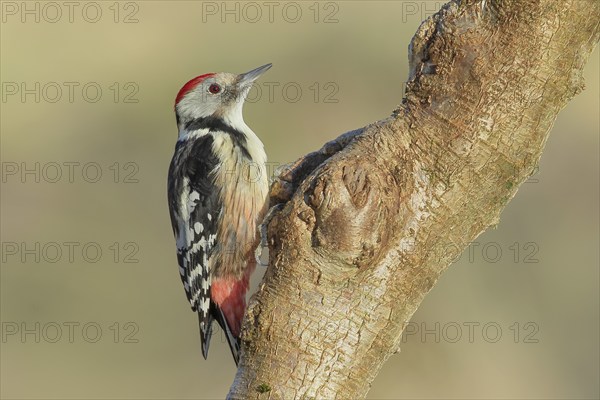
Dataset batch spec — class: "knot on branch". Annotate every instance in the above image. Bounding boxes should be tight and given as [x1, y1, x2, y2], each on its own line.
[299, 158, 395, 270]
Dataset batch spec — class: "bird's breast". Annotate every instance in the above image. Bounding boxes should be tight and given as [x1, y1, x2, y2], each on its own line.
[211, 133, 269, 278]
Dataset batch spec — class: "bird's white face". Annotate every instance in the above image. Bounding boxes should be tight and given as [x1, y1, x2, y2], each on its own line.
[176, 73, 242, 123]
[174, 64, 272, 132]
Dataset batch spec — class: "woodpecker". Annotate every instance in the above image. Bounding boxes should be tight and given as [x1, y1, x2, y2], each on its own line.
[167, 64, 271, 364]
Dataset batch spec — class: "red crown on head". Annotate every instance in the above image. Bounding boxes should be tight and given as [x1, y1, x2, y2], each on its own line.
[175, 73, 216, 107]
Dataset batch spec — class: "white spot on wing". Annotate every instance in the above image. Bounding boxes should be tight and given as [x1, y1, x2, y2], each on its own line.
[194, 222, 203, 233]
[200, 297, 210, 312]
[188, 191, 200, 210]
[190, 236, 209, 254]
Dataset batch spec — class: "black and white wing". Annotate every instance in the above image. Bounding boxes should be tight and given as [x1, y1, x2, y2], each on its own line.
[167, 135, 221, 357]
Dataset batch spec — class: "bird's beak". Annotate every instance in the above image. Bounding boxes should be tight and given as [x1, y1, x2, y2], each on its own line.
[238, 63, 272, 86]
[234, 63, 272, 104]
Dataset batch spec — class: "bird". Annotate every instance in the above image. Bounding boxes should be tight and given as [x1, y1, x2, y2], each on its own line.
[167, 64, 272, 364]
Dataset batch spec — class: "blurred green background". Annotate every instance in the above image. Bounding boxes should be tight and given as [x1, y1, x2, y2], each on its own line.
[1, 1, 598, 399]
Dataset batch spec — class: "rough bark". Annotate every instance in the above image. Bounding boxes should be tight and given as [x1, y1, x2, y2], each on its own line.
[228, 0, 600, 398]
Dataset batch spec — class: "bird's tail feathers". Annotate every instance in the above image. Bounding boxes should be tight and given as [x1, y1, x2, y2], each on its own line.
[198, 305, 240, 365]
[213, 304, 240, 365]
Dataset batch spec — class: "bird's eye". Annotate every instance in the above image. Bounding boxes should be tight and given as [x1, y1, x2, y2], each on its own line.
[208, 84, 221, 94]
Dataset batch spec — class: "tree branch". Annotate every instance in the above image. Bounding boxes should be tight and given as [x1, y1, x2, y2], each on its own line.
[229, 0, 600, 398]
